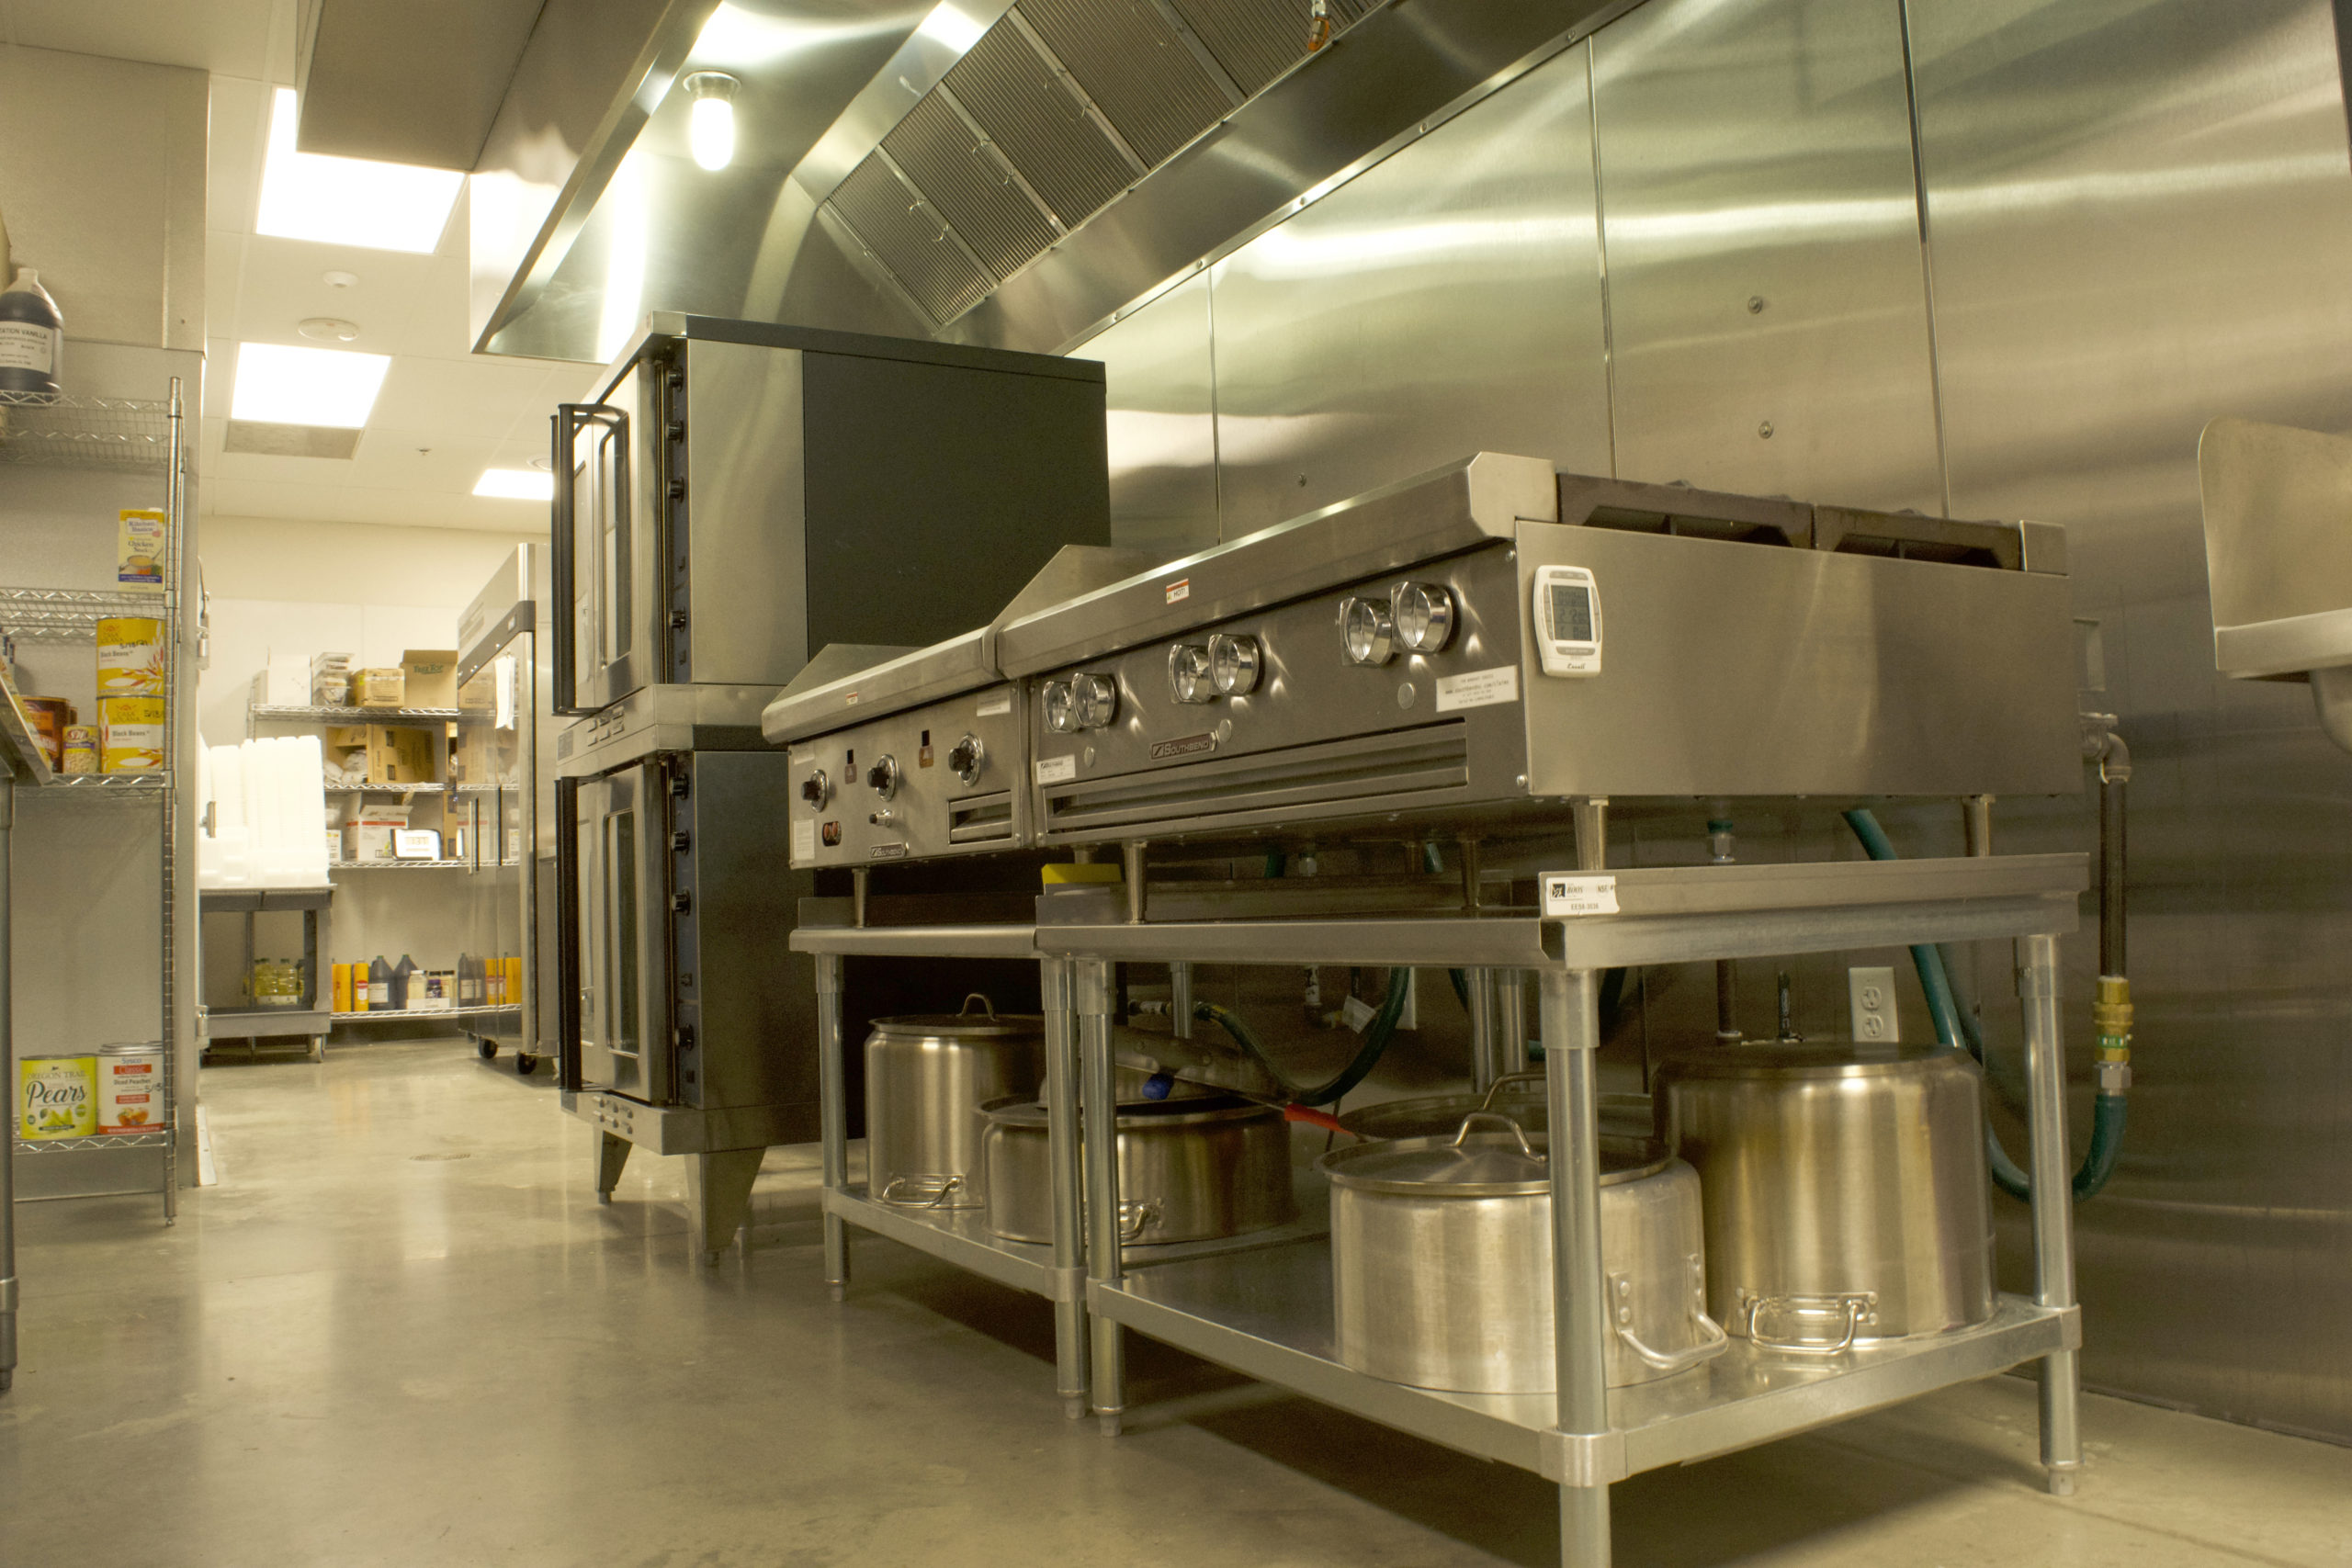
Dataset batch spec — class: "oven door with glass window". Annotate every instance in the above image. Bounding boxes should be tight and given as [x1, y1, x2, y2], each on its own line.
[572, 761, 674, 1105]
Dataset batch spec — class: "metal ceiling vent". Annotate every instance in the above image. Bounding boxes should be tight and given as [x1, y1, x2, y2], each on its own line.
[823, 0, 1373, 327]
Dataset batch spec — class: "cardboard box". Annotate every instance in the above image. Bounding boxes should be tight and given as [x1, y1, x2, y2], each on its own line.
[254, 652, 311, 707]
[100, 695, 165, 773]
[366, 725, 436, 785]
[410, 970, 458, 1011]
[391, 828, 441, 860]
[343, 807, 408, 861]
[400, 649, 459, 710]
[355, 667, 404, 706]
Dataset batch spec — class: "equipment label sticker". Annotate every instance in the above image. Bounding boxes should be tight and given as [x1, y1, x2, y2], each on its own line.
[1542, 874, 1618, 916]
[1035, 755, 1078, 784]
[1148, 731, 1217, 761]
[1435, 666, 1520, 712]
[1166, 578, 1190, 604]
[791, 819, 815, 860]
[977, 694, 1012, 717]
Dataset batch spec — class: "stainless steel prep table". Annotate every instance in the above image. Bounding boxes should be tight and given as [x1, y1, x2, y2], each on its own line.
[1036, 849, 2089, 1568]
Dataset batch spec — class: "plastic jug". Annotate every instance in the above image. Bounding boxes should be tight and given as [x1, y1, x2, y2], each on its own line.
[0, 268, 63, 396]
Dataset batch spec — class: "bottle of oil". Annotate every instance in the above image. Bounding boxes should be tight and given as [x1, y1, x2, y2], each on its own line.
[0, 268, 63, 397]
[368, 955, 392, 1010]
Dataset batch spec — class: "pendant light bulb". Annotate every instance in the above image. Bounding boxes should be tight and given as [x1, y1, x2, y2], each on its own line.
[684, 72, 739, 172]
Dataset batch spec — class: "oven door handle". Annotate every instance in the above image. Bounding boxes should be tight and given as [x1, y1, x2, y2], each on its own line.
[555, 773, 583, 1093]
[551, 402, 624, 717]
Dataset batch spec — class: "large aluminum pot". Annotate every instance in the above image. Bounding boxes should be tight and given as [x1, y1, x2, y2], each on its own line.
[865, 995, 1043, 1210]
[1321, 1113, 1726, 1394]
[982, 1092, 1294, 1246]
[1657, 1042, 1995, 1350]
[1339, 1072, 1653, 1143]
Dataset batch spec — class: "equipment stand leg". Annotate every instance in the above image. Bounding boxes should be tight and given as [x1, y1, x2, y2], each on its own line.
[687, 1147, 764, 1266]
[2021, 931, 2083, 1495]
[815, 953, 851, 1299]
[1042, 957, 1090, 1418]
[595, 1131, 630, 1204]
[1077, 956, 1124, 1436]
[1, 776, 16, 1393]
[1543, 965, 1613, 1567]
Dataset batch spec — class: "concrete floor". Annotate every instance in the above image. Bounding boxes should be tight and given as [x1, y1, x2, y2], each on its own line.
[3, 1042, 2347, 1568]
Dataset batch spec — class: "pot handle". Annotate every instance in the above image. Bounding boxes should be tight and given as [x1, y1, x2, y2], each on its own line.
[880, 1173, 965, 1209]
[959, 993, 997, 1018]
[1115, 1199, 1162, 1242]
[1738, 1291, 1878, 1354]
[1477, 1071, 1548, 1110]
[1607, 1263, 1729, 1375]
[1451, 1111, 1539, 1157]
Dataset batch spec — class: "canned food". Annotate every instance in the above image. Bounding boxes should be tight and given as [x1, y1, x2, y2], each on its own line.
[62, 724, 98, 773]
[96, 1043, 164, 1134]
[18, 1054, 97, 1140]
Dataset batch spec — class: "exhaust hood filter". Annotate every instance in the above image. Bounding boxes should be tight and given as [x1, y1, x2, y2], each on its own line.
[943, 21, 1136, 230]
[830, 156, 995, 324]
[1169, 0, 1374, 97]
[879, 94, 1058, 282]
[1016, 0, 1233, 167]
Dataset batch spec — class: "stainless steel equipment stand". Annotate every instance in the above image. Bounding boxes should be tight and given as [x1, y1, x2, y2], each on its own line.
[797, 920, 1095, 1418]
[1049, 850, 2088, 1565]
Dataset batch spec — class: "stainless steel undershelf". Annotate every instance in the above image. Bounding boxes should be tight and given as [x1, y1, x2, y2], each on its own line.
[790, 923, 1041, 960]
[831, 1168, 1334, 1304]
[204, 1007, 334, 1039]
[1100, 1237, 2077, 1479]
[1035, 855, 2084, 969]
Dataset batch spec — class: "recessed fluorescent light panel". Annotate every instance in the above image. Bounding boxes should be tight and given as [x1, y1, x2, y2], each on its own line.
[232, 343, 391, 428]
[474, 468, 555, 501]
[255, 87, 463, 253]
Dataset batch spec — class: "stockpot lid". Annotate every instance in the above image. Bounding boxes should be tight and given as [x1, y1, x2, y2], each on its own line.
[869, 993, 1043, 1041]
[1656, 1041, 1971, 1081]
[980, 1092, 1274, 1130]
[1320, 1113, 1668, 1198]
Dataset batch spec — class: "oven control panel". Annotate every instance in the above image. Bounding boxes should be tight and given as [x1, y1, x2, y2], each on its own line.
[786, 684, 1030, 866]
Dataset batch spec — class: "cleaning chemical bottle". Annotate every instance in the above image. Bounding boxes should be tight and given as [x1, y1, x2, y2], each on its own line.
[391, 953, 418, 1010]
[0, 269, 63, 397]
[368, 955, 392, 1010]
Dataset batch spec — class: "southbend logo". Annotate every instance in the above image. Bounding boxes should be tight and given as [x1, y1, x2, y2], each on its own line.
[1148, 732, 1218, 761]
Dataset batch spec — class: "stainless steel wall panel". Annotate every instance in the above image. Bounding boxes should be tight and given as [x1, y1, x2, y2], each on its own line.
[879, 93, 1057, 281]
[1205, 47, 1614, 537]
[1084, 274, 1223, 559]
[1017, 0, 1231, 167]
[827, 154, 993, 322]
[944, 20, 1136, 229]
[1591, 0, 1944, 513]
[1912, 0, 2352, 1443]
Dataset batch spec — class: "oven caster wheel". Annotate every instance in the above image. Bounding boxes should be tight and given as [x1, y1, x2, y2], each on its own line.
[515, 1053, 537, 1076]
[477, 1040, 497, 1061]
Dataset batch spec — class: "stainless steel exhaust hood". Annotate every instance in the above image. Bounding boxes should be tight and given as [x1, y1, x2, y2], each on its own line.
[469, 0, 1637, 362]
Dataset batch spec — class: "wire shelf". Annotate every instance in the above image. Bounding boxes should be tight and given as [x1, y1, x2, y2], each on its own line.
[334, 1002, 519, 1021]
[0, 586, 171, 640]
[327, 782, 445, 794]
[330, 858, 470, 871]
[0, 393, 175, 473]
[40, 772, 167, 793]
[252, 704, 465, 724]
[12, 1129, 171, 1152]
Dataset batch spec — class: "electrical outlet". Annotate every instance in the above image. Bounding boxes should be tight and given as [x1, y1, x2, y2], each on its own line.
[1849, 965, 1898, 1043]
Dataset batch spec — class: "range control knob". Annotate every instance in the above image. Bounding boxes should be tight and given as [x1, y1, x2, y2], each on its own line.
[1073, 673, 1120, 730]
[1042, 680, 1080, 734]
[865, 755, 900, 799]
[946, 734, 985, 785]
[1208, 633, 1262, 695]
[799, 769, 831, 808]
[1339, 596, 1396, 667]
[1168, 644, 1215, 705]
[1389, 581, 1456, 653]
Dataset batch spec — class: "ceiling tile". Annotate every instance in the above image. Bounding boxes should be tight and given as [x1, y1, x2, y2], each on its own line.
[369, 355, 560, 433]
[3, 0, 283, 78]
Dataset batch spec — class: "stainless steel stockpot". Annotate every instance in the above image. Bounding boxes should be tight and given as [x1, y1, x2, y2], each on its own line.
[1657, 1042, 1996, 1350]
[981, 1092, 1295, 1246]
[865, 995, 1043, 1211]
[1320, 1114, 1726, 1395]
